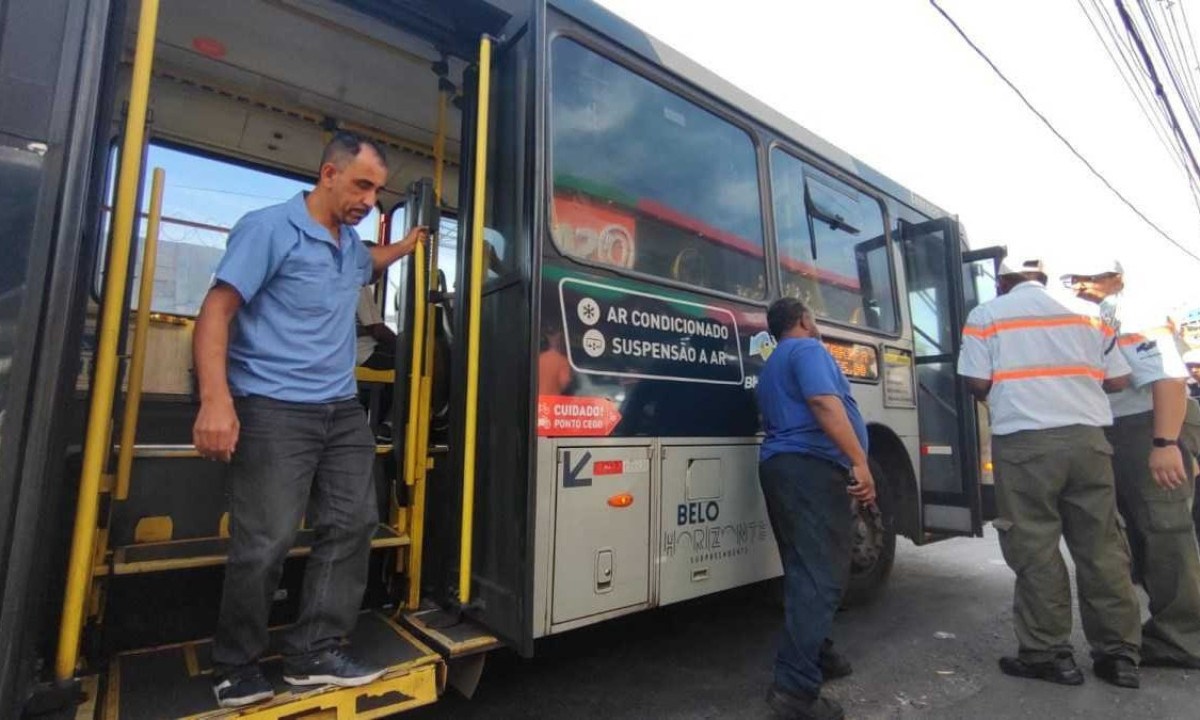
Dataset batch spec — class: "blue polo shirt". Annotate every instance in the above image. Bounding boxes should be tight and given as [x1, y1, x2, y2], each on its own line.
[757, 337, 868, 467]
[213, 192, 374, 403]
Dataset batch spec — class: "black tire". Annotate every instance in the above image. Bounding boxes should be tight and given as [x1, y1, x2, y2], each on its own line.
[841, 457, 897, 607]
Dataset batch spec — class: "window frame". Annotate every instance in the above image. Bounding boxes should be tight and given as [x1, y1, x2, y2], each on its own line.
[545, 30, 772, 307]
[381, 199, 462, 330]
[91, 136, 384, 318]
[766, 141, 903, 339]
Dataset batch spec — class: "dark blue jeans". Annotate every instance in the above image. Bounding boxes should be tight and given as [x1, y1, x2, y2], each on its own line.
[759, 452, 854, 698]
[212, 396, 377, 670]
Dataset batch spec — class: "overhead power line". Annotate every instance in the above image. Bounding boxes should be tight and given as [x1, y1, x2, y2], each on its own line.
[1117, 0, 1200, 189]
[1076, 0, 1188, 174]
[1179, 0, 1200, 79]
[1159, 1, 1200, 116]
[1134, 0, 1200, 157]
[1076, 0, 1200, 215]
[928, 0, 1200, 263]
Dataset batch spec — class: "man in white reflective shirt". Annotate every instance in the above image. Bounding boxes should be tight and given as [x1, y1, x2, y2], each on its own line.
[959, 259, 1142, 688]
[1063, 259, 1200, 671]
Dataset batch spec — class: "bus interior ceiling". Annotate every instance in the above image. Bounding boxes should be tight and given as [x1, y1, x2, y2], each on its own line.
[119, 0, 471, 212]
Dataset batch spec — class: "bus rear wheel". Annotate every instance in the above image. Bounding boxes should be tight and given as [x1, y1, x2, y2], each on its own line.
[842, 458, 896, 607]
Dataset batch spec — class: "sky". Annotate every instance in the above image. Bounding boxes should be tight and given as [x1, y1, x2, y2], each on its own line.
[595, 0, 1200, 313]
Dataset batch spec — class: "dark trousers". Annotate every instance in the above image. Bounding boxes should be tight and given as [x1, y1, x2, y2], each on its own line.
[212, 396, 378, 670]
[1107, 411, 1200, 663]
[362, 348, 394, 371]
[759, 453, 853, 698]
[992, 425, 1141, 663]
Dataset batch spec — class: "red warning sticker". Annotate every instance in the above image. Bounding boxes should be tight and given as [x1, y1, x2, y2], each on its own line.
[593, 460, 623, 475]
[536, 395, 623, 437]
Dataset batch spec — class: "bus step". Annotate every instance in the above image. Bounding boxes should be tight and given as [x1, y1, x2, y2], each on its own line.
[114, 444, 395, 457]
[101, 611, 441, 720]
[402, 608, 501, 659]
[109, 524, 409, 576]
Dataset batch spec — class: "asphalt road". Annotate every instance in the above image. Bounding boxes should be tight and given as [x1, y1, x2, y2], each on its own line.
[409, 530, 1197, 719]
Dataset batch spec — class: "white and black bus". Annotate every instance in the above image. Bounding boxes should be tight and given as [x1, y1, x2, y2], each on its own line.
[0, 0, 1002, 717]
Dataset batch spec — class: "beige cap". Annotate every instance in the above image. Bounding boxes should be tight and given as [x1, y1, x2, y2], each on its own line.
[1058, 259, 1124, 281]
[1000, 258, 1046, 279]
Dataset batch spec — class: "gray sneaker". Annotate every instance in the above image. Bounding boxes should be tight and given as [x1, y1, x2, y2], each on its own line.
[766, 685, 845, 720]
[282, 647, 385, 688]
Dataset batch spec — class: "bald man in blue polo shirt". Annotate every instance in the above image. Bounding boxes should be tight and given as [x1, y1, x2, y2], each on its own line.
[193, 131, 427, 709]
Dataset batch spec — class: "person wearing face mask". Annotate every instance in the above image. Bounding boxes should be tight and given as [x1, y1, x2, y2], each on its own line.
[1062, 259, 1200, 672]
[192, 131, 428, 708]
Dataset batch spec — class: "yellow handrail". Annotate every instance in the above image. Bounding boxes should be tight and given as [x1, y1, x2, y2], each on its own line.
[403, 243, 428, 488]
[403, 87, 451, 611]
[460, 35, 493, 606]
[115, 168, 165, 501]
[56, 0, 160, 681]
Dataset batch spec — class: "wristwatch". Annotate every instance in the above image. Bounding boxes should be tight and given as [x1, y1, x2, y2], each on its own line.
[1152, 437, 1180, 448]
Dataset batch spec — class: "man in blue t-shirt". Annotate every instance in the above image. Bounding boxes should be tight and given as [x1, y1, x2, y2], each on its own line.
[755, 297, 874, 720]
[192, 132, 427, 709]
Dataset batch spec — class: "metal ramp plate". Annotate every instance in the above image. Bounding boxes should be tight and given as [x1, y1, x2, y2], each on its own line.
[104, 612, 442, 720]
[402, 608, 501, 658]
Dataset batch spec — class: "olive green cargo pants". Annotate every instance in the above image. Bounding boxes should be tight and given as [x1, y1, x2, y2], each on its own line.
[993, 425, 1141, 663]
[1107, 408, 1200, 664]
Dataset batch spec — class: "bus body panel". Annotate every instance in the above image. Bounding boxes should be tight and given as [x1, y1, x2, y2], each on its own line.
[0, 0, 990, 712]
[0, 0, 123, 714]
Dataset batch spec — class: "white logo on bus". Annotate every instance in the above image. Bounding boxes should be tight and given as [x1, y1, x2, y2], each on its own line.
[582, 329, 606, 358]
[577, 297, 601, 326]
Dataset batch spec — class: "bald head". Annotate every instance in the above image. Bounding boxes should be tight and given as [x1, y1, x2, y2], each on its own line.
[320, 131, 388, 171]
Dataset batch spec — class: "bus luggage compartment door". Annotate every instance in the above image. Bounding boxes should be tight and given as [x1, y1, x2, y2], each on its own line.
[552, 446, 651, 625]
[658, 443, 781, 606]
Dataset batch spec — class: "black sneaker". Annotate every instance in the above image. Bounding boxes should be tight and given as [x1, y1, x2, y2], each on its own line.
[282, 647, 385, 688]
[765, 685, 845, 720]
[212, 666, 274, 708]
[1093, 655, 1140, 689]
[998, 654, 1085, 686]
[819, 641, 853, 680]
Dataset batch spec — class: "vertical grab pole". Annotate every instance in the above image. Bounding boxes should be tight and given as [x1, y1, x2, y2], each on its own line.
[403, 85, 450, 611]
[459, 35, 492, 606]
[402, 250, 428, 489]
[115, 168, 165, 500]
[56, 0, 161, 681]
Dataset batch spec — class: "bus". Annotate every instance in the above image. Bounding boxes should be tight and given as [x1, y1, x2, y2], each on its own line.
[0, 0, 1005, 717]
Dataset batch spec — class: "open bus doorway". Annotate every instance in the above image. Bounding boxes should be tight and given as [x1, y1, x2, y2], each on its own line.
[38, 1, 527, 717]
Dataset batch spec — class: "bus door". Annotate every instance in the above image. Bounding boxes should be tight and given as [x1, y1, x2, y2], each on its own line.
[401, 5, 538, 656]
[899, 218, 1003, 537]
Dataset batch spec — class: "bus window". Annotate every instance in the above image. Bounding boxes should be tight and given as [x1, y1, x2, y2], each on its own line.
[770, 150, 897, 333]
[383, 207, 464, 331]
[96, 143, 379, 317]
[549, 38, 766, 299]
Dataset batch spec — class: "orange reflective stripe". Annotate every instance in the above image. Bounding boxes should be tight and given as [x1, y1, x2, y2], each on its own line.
[1118, 326, 1172, 346]
[963, 315, 1108, 339]
[992, 365, 1106, 383]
